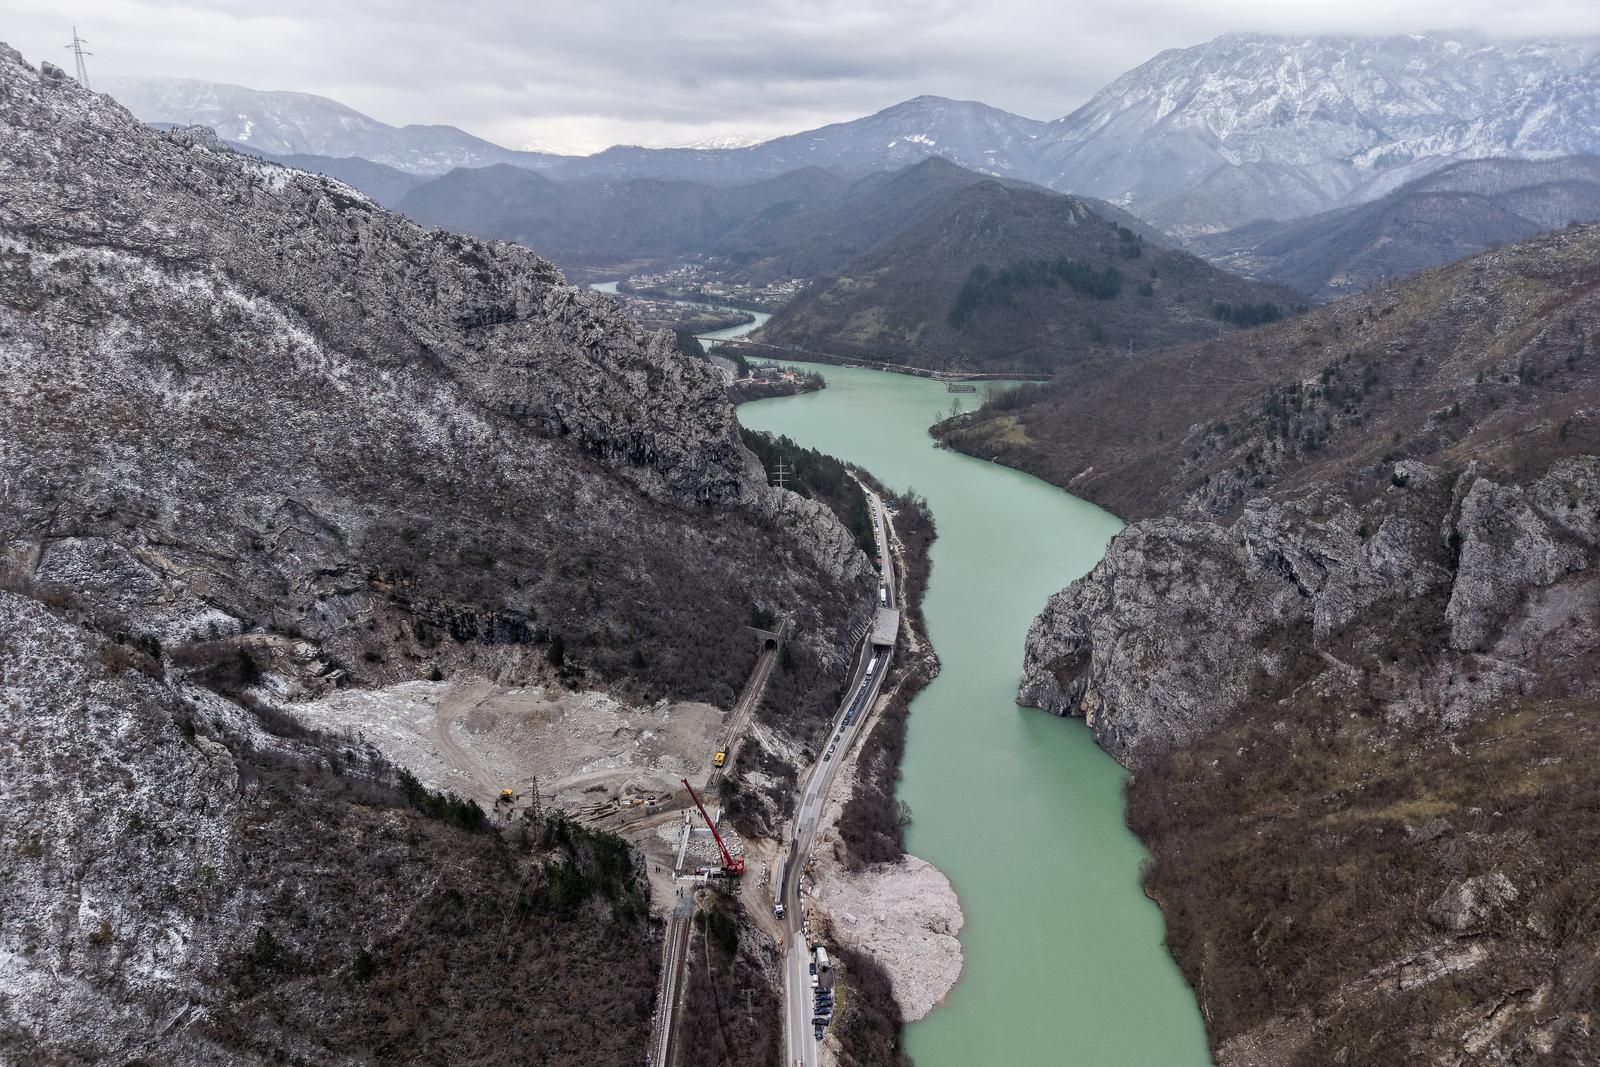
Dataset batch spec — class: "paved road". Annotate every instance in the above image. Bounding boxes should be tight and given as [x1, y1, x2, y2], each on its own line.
[780, 489, 898, 1067]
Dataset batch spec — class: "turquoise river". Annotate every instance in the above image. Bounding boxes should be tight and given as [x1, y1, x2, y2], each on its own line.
[739, 366, 1213, 1067]
[589, 280, 1212, 1064]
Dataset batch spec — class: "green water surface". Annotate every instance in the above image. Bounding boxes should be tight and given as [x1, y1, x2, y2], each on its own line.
[739, 364, 1212, 1067]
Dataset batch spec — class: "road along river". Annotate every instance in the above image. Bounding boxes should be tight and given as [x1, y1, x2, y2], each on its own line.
[589, 280, 772, 338]
[589, 280, 1212, 1064]
[739, 366, 1213, 1067]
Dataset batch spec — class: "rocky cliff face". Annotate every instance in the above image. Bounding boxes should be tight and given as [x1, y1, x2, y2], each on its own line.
[0, 47, 869, 1064]
[2, 47, 870, 702]
[1022, 458, 1599, 763]
[1003, 220, 1600, 1061]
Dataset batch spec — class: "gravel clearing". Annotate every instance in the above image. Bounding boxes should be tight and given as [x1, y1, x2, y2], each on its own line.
[291, 675, 726, 808]
[806, 706, 965, 1023]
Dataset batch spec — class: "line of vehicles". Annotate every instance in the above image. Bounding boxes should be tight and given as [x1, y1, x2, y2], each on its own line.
[808, 946, 834, 1040]
[824, 653, 880, 762]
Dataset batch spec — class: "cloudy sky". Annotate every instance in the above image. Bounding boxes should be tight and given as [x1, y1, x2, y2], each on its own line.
[14, 1, 1600, 153]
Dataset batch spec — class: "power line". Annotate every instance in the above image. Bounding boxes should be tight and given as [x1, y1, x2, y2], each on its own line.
[66, 26, 92, 89]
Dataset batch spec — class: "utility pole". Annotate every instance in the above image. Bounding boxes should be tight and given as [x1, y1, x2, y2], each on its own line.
[773, 459, 793, 491]
[65, 27, 92, 89]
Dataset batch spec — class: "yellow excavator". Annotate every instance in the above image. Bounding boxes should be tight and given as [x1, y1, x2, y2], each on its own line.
[712, 750, 727, 768]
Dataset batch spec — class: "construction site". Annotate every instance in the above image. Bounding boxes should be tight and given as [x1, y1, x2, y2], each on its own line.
[283, 492, 902, 1067]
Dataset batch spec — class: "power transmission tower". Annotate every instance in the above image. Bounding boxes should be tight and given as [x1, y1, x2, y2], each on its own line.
[66, 27, 92, 89]
[525, 774, 542, 825]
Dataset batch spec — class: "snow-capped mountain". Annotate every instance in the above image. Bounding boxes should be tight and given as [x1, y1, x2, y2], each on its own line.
[671, 134, 765, 150]
[1036, 32, 1600, 233]
[544, 36, 1600, 231]
[106, 33, 1600, 235]
[545, 95, 1051, 182]
[101, 75, 568, 175]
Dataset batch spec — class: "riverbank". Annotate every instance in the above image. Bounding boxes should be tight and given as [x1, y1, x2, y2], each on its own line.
[620, 279, 790, 315]
[604, 280, 1208, 1063]
[807, 486, 962, 1060]
[738, 363, 1211, 1067]
[727, 364, 825, 405]
[719, 338, 1050, 383]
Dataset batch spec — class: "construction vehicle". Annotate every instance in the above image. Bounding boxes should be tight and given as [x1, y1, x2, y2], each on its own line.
[681, 777, 744, 877]
[712, 749, 727, 768]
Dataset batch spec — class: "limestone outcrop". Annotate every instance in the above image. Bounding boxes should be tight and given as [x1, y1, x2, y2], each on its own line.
[1021, 458, 1600, 764]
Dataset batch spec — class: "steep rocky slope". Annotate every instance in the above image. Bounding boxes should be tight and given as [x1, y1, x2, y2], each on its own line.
[1192, 156, 1600, 301]
[240, 149, 424, 207]
[0, 46, 870, 1063]
[761, 179, 1299, 373]
[947, 224, 1600, 1062]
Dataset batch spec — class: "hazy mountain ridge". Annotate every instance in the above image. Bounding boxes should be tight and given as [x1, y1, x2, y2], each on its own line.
[545, 95, 1051, 183]
[0, 46, 871, 1064]
[104, 73, 567, 174]
[393, 162, 852, 269]
[390, 155, 1047, 282]
[1190, 155, 1600, 301]
[107, 33, 1600, 237]
[940, 224, 1600, 1063]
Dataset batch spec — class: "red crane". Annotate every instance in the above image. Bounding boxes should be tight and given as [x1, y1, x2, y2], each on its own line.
[681, 778, 744, 877]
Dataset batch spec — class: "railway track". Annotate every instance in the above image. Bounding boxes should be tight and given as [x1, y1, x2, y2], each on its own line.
[647, 893, 694, 1067]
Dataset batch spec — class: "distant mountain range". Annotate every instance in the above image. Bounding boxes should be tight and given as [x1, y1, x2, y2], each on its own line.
[1037, 32, 1600, 234]
[391, 154, 1166, 285]
[542, 95, 1050, 184]
[102, 75, 565, 175]
[1191, 156, 1600, 301]
[105, 32, 1600, 235]
[391, 163, 848, 269]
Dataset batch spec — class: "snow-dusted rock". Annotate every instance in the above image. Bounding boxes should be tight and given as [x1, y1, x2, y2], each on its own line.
[1022, 460, 1600, 763]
